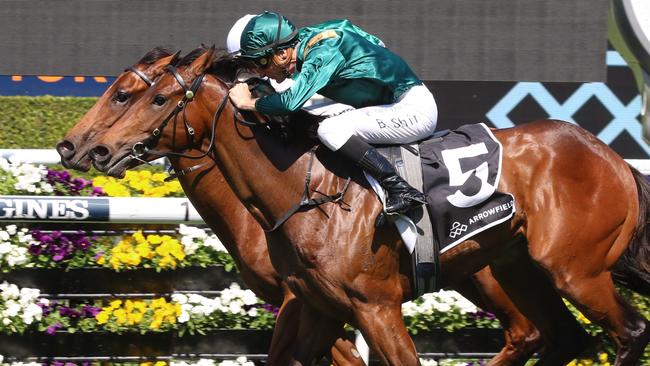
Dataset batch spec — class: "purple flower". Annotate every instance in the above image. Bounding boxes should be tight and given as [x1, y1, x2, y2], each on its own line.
[59, 306, 81, 318]
[91, 186, 106, 196]
[471, 310, 496, 321]
[45, 322, 63, 336]
[261, 304, 280, 317]
[81, 305, 101, 318]
[45, 168, 96, 196]
[29, 229, 94, 262]
[38, 302, 54, 316]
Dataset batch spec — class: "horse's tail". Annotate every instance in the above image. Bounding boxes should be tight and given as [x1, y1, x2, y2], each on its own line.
[612, 166, 650, 295]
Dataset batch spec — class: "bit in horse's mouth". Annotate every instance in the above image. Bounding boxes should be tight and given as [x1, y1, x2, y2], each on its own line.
[106, 152, 137, 178]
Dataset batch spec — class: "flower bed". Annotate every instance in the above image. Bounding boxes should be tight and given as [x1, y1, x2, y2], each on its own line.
[1, 160, 648, 365]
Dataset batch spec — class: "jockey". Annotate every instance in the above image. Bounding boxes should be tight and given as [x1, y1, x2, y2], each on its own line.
[227, 11, 438, 214]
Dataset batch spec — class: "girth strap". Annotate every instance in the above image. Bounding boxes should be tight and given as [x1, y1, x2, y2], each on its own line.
[265, 147, 351, 232]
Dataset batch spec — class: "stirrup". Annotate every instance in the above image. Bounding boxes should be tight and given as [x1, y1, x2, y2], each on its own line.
[385, 194, 427, 214]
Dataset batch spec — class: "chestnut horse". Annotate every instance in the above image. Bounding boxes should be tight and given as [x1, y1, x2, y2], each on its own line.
[56, 47, 369, 365]
[58, 47, 546, 365]
[88, 48, 650, 365]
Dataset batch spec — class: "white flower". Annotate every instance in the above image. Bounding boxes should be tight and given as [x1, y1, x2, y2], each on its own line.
[172, 293, 188, 305]
[241, 290, 258, 306]
[188, 293, 205, 305]
[3, 300, 21, 317]
[5, 225, 17, 235]
[0, 282, 20, 300]
[0, 231, 9, 242]
[177, 309, 190, 323]
[2, 318, 11, 326]
[228, 301, 243, 315]
[195, 359, 216, 366]
[247, 308, 258, 317]
[19, 288, 41, 303]
[420, 359, 438, 366]
[0, 243, 12, 255]
[204, 236, 227, 252]
[21, 303, 43, 324]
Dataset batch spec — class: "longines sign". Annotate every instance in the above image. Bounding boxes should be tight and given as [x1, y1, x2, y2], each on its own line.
[0, 196, 203, 223]
[0, 197, 108, 221]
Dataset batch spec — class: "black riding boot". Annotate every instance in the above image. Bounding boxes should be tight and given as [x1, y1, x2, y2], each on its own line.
[338, 136, 427, 214]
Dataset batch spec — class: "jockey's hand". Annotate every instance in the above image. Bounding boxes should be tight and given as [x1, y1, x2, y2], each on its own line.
[229, 83, 258, 111]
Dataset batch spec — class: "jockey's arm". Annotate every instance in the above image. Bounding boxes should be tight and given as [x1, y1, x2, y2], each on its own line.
[255, 44, 344, 115]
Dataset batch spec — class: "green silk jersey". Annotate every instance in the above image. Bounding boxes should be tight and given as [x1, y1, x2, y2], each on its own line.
[255, 19, 422, 115]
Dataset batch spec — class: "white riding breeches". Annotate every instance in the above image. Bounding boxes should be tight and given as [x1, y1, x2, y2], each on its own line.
[246, 77, 438, 151]
[317, 85, 438, 151]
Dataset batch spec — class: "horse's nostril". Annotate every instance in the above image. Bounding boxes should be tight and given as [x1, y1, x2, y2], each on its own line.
[56, 140, 76, 159]
[89, 144, 111, 163]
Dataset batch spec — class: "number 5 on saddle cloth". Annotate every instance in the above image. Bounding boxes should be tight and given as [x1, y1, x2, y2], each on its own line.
[376, 123, 515, 297]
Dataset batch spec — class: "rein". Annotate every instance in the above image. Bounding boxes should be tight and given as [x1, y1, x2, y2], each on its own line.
[130, 63, 351, 232]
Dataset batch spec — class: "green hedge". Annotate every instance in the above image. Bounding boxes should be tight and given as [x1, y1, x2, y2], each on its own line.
[0, 96, 97, 149]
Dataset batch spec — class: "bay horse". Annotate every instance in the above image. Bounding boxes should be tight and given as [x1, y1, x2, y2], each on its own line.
[87, 47, 650, 365]
[58, 46, 546, 365]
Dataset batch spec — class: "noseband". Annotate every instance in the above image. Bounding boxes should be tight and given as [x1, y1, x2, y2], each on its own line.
[130, 64, 229, 162]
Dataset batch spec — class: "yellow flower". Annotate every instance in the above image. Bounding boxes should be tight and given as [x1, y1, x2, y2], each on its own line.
[113, 309, 127, 324]
[96, 310, 110, 324]
[133, 300, 148, 313]
[133, 231, 147, 244]
[135, 241, 153, 259]
[148, 234, 163, 245]
[576, 312, 591, 324]
[101, 180, 131, 197]
[150, 298, 169, 309]
[127, 311, 144, 325]
[149, 317, 163, 330]
[109, 299, 123, 309]
[152, 173, 167, 183]
[154, 361, 167, 366]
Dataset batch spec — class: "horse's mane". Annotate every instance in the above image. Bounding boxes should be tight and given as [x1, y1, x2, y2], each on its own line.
[175, 45, 241, 84]
[136, 46, 175, 65]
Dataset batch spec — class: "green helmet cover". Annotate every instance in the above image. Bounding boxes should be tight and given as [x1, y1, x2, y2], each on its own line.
[239, 11, 297, 59]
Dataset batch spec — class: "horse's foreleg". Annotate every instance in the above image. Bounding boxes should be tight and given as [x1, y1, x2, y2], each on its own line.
[460, 268, 542, 366]
[289, 304, 366, 366]
[490, 239, 593, 365]
[331, 337, 367, 366]
[353, 301, 420, 366]
[266, 289, 302, 365]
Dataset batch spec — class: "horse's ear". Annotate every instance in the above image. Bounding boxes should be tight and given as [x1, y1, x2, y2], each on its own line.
[170, 50, 182, 65]
[188, 45, 216, 75]
[153, 50, 182, 70]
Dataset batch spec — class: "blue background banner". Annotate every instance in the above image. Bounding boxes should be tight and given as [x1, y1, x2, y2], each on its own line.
[0, 75, 115, 97]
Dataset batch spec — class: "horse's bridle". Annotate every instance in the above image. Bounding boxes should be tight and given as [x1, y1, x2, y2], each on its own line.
[130, 64, 229, 162]
[125, 66, 154, 86]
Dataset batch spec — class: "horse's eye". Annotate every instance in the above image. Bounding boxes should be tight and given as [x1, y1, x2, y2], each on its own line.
[153, 95, 167, 106]
[114, 91, 130, 103]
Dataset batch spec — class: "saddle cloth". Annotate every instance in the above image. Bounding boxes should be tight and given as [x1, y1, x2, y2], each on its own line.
[369, 123, 515, 296]
[419, 123, 515, 253]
